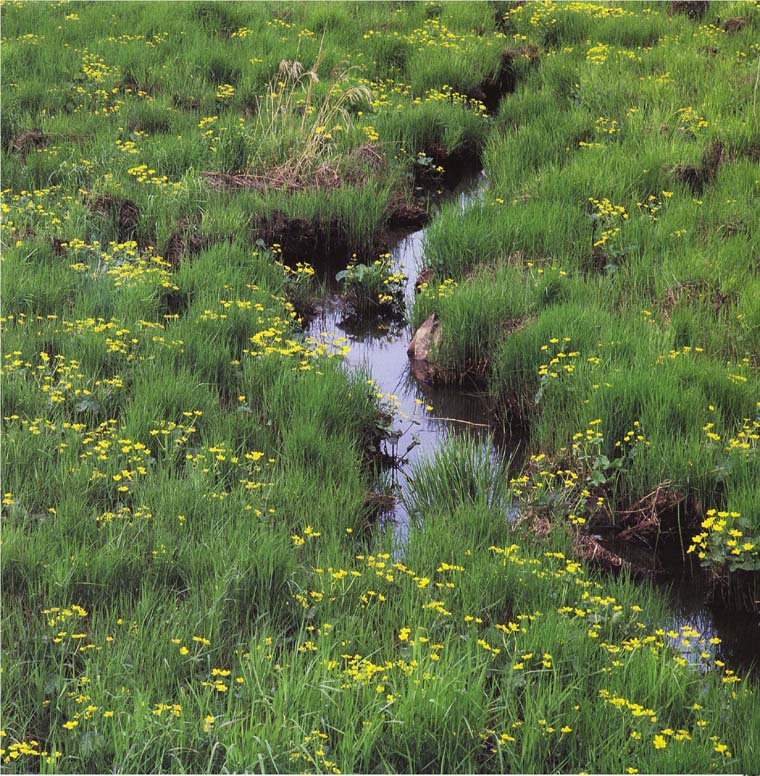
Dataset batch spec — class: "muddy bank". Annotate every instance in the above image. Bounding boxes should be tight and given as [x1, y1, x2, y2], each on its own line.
[413, 142, 484, 190]
[469, 45, 539, 113]
[200, 132, 490, 274]
[671, 0, 709, 19]
[164, 216, 209, 266]
[254, 196, 430, 277]
[581, 483, 759, 615]
[673, 139, 723, 193]
[247, 145, 483, 278]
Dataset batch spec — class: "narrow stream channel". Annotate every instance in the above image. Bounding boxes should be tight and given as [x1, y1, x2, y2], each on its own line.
[303, 172, 760, 675]
[305, 172, 515, 536]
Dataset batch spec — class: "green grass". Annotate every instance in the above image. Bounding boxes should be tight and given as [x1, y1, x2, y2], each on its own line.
[418, 0, 760, 574]
[2, 1, 760, 773]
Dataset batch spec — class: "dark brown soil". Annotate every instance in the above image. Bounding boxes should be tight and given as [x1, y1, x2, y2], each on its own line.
[11, 129, 47, 159]
[492, 2, 527, 35]
[385, 196, 429, 230]
[476, 46, 538, 113]
[164, 217, 209, 267]
[419, 141, 482, 188]
[84, 193, 141, 240]
[674, 164, 706, 192]
[256, 210, 349, 266]
[673, 140, 723, 193]
[253, 180, 436, 273]
[119, 199, 140, 235]
[671, 0, 708, 19]
[159, 288, 191, 318]
[589, 245, 611, 273]
[721, 17, 747, 33]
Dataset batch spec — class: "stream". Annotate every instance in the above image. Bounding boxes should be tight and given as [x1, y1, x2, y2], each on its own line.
[303, 172, 760, 675]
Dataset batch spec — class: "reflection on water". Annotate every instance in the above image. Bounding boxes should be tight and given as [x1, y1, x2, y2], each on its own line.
[664, 576, 760, 675]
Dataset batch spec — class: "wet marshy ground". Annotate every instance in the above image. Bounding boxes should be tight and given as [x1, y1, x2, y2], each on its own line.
[298, 169, 760, 676]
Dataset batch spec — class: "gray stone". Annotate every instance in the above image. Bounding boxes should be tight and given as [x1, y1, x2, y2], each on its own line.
[407, 314, 441, 382]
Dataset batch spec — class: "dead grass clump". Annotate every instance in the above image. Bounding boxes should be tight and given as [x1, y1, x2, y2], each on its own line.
[661, 279, 735, 320]
[615, 483, 690, 543]
[202, 167, 340, 193]
[250, 56, 371, 178]
[203, 144, 384, 194]
[573, 533, 634, 574]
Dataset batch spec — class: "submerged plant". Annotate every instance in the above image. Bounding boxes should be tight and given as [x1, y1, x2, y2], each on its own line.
[336, 255, 406, 317]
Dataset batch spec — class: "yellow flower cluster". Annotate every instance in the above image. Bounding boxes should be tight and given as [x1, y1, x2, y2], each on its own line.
[512, 1, 630, 29]
[688, 509, 758, 567]
[215, 83, 235, 100]
[586, 43, 611, 65]
[538, 336, 579, 379]
[676, 106, 709, 134]
[589, 196, 628, 247]
[1, 737, 61, 766]
[126, 164, 184, 192]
